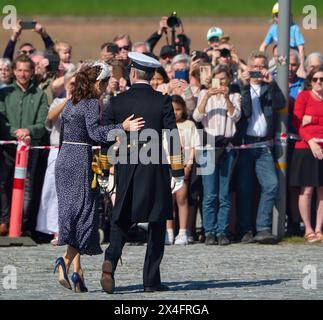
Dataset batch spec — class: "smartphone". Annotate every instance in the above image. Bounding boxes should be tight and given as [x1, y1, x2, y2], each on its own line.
[192, 50, 205, 61]
[107, 44, 118, 54]
[174, 69, 189, 82]
[212, 78, 220, 89]
[199, 65, 211, 86]
[249, 71, 263, 79]
[20, 21, 36, 29]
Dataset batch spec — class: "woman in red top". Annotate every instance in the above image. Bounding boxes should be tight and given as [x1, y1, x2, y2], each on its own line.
[290, 65, 323, 243]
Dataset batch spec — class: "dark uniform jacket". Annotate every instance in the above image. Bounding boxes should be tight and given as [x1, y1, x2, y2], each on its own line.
[102, 83, 184, 225]
[234, 80, 285, 145]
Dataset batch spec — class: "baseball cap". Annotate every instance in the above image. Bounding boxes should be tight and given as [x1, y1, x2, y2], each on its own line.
[207, 26, 224, 41]
[272, 2, 279, 14]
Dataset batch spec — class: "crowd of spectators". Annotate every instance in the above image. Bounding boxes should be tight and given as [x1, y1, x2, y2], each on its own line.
[1, 3, 323, 246]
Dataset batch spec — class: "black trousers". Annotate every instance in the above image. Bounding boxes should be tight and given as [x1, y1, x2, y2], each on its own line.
[105, 220, 166, 287]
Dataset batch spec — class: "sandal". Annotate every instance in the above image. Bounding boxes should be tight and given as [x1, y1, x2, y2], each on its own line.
[305, 232, 319, 243]
[315, 231, 323, 241]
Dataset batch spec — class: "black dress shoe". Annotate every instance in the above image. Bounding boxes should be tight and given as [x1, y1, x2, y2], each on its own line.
[144, 284, 170, 292]
[101, 260, 115, 294]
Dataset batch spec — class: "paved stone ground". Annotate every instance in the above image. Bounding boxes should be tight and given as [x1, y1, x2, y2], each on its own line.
[0, 242, 323, 300]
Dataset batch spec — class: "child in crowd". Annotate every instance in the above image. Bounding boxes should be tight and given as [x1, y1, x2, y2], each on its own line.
[55, 41, 74, 72]
[165, 95, 199, 245]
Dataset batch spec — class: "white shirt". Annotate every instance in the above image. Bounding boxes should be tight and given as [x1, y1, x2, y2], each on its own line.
[246, 84, 267, 137]
[45, 98, 66, 146]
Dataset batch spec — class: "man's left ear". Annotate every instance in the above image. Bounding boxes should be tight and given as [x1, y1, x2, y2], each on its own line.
[131, 68, 136, 79]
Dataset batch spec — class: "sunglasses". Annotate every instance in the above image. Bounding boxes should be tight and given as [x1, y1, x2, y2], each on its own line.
[18, 49, 35, 55]
[118, 45, 130, 51]
[312, 77, 323, 83]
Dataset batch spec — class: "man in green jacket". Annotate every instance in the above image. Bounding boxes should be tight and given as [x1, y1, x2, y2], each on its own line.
[0, 54, 48, 235]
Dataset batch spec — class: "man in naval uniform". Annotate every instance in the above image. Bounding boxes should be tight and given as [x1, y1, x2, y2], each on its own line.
[99, 52, 185, 294]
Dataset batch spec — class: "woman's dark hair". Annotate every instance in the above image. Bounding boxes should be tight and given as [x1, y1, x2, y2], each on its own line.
[305, 65, 323, 90]
[72, 65, 102, 105]
[155, 66, 169, 83]
[190, 68, 200, 83]
[172, 94, 188, 120]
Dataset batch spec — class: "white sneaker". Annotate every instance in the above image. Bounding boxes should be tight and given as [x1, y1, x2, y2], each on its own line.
[165, 231, 174, 245]
[174, 233, 188, 245]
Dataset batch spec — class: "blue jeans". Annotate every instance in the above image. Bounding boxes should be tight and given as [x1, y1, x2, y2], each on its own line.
[236, 147, 278, 236]
[199, 149, 236, 237]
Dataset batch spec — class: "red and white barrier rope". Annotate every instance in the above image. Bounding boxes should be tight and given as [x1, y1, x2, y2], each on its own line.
[1, 134, 322, 151]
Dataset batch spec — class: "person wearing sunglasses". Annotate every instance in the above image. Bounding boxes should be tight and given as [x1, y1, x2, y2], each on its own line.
[113, 34, 132, 64]
[3, 20, 55, 62]
[259, 2, 306, 77]
[290, 65, 323, 243]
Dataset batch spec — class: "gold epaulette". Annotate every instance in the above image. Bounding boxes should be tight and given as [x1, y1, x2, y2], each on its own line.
[99, 154, 112, 170]
[168, 154, 185, 171]
[91, 153, 112, 189]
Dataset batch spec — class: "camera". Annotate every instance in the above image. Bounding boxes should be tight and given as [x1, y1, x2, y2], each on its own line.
[44, 49, 60, 73]
[249, 71, 263, 79]
[167, 12, 181, 29]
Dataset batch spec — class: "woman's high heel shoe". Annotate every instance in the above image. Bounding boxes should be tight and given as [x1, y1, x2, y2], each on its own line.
[71, 272, 88, 293]
[54, 257, 72, 290]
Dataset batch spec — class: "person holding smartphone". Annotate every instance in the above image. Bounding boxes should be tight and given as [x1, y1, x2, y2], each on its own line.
[235, 50, 285, 244]
[193, 65, 241, 246]
[3, 20, 55, 62]
[156, 54, 196, 117]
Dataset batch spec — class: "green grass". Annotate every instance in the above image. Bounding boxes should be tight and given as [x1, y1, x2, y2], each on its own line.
[0, 0, 323, 17]
[281, 236, 323, 245]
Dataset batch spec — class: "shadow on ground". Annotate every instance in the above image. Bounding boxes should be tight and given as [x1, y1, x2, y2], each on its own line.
[89, 278, 292, 294]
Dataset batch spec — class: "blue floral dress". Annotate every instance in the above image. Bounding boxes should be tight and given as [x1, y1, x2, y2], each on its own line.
[55, 99, 123, 255]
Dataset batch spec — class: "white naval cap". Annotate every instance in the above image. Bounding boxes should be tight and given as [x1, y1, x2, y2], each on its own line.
[128, 52, 161, 72]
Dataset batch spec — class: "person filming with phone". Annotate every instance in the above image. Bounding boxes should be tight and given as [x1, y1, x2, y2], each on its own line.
[3, 20, 55, 62]
[235, 50, 285, 244]
[193, 65, 241, 245]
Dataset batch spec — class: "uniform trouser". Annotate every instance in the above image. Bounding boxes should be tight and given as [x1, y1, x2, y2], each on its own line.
[105, 220, 166, 287]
